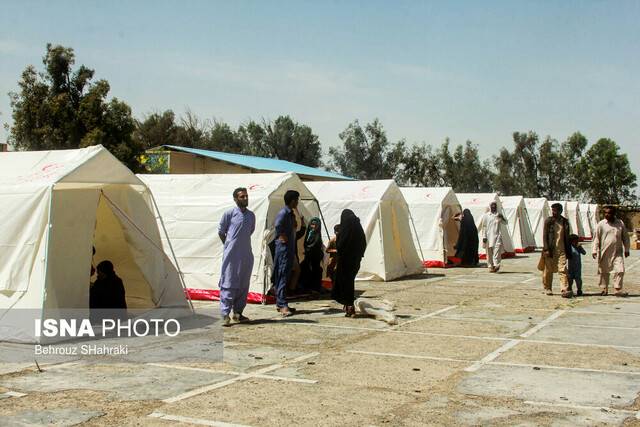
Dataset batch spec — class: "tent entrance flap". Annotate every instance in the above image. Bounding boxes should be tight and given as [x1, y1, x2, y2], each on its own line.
[94, 194, 155, 309]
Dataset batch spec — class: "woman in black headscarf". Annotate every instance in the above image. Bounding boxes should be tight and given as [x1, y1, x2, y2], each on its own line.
[332, 209, 367, 317]
[454, 209, 479, 267]
[299, 217, 324, 293]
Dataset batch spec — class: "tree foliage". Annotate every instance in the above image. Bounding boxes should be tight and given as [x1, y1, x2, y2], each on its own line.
[577, 138, 637, 205]
[328, 119, 402, 180]
[134, 112, 322, 167]
[8, 44, 141, 170]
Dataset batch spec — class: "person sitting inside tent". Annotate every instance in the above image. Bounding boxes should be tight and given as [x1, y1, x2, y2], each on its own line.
[299, 217, 325, 294]
[90, 246, 96, 282]
[90, 260, 127, 311]
[454, 209, 479, 267]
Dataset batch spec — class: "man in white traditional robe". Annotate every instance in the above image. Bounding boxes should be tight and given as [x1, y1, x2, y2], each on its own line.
[592, 206, 630, 297]
[479, 202, 507, 273]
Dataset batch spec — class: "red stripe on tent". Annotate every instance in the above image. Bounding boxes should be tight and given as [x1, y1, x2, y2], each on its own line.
[580, 236, 592, 242]
[424, 260, 445, 268]
[514, 246, 536, 253]
[423, 257, 461, 268]
[480, 251, 515, 260]
[185, 288, 275, 304]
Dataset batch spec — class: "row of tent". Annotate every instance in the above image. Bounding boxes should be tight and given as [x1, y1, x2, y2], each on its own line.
[0, 146, 600, 342]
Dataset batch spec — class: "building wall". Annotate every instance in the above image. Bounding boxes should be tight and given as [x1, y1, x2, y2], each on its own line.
[163, 151, 340, 181]
[167, 152, 251, 174]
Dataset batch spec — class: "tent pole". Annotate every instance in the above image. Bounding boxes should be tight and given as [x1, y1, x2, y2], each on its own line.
[39, 185, 55, 327]
[315, 200, 332, 241]
[407, 208, 425, 263]
[146, 190, 194, 313]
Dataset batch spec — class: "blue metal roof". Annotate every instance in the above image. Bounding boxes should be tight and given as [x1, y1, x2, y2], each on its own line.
[159, 145, 352, 180]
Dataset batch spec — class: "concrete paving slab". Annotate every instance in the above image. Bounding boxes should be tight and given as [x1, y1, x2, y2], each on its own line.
[400, 317, 532, 339]
[561, 311, 640, 328]
[495, 341, 640, 372]
[162, 378, 413, 427]
[222, 323, 372, 349]
[458, 364, 640, 407]
[0, 408, 104, 426]
[573, 302, 640, 316]
[348, 331, 504, 360]
[298, 352, 460, 392]
[0, 363, 235, 401]
[452, 402, 635, 426]
[524, 323, 640, 348]
[436, 306, 548, 324]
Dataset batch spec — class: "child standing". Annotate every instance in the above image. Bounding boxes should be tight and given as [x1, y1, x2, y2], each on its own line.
[568, 234, 586, 296]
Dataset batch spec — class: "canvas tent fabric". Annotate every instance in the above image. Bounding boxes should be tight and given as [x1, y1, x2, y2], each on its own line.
[564, 201, 586, 239]
[0, 146, 190, 343]
[305, 180, 423, 281]
[524, 198, 550, 248]
[400, 187, 461, 268]
[499, 196, 537, 253]
[139, 172, 321, 303]
[455, 193, 515, 258]
[588, 204, 600, 236]
[579, 203, 593, 240]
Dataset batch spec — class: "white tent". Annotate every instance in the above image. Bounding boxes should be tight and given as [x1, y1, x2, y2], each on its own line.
[455, 193, 515, 257]
[0, 146, 190, 343]
[305, 180, 423, 281]
[565, 201, 585, 239]
[524, 198, 550, 248]
[579, 203, 593, 240]
[588, 204, 600, 236]
[499, 196, 537, 252]
[139, 173, 321, 302]
[400, 187, 461, 267]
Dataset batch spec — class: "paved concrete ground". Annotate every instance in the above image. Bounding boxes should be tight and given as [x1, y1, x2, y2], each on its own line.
[1, 245, 640, 426]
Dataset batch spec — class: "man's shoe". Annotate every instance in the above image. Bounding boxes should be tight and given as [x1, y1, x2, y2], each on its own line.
[545, 289, 553, 296]
[613, 291, 629, 298]
[222, 315, 231, 327]
[232, 313, 250, 322]
[561, 291, 573, 298]
[576, 289, 583, 297]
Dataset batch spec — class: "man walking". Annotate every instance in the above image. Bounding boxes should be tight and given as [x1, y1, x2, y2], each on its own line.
[480, 202, 507, 272]
[541, 203, 572, 297]
[272, 190, 300, 317]
[218, 187, 255, 326]
[592, 206, 630, 297]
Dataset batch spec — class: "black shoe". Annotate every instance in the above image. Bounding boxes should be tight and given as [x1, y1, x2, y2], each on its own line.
[576, 289, 583, 297]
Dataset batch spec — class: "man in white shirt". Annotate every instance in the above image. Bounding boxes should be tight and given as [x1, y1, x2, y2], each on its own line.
[480, 202, 507, 273]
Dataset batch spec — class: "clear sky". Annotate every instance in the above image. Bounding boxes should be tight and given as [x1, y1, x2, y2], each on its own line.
[1, 1, 638, 181]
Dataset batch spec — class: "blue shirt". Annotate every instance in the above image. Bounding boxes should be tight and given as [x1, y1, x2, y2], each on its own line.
[568, 245, 586, 277]
[274, 206, 296, 255]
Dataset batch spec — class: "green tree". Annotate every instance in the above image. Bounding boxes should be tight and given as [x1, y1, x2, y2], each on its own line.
[133, 110, 181, 149]
[209, 119, 243, 153]
[398, 142, 444, 187]
[261, 116, 322, 167]
[511, 131, 540, 197]
[438, 139, 493, 192]
[236, 120, 267, 155]
[577, 138, 637, 205]
[8, 44, 141, 170]
[560, 131, 588, 198]
[329, 119, 400, 179]
[537, 136, 566, 200]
